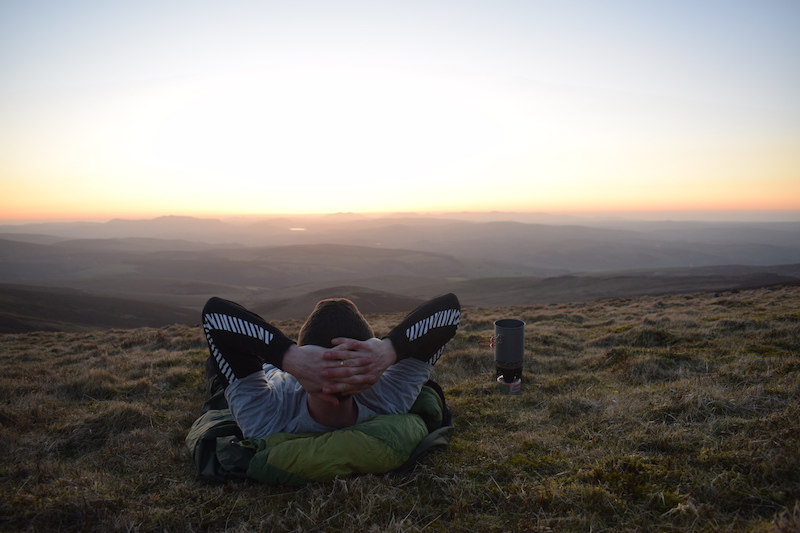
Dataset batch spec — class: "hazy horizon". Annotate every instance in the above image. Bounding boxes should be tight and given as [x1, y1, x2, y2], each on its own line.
[2, 208, 800, 226]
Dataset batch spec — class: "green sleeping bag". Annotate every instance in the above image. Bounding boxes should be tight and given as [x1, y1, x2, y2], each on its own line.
[186, 382, 452, 485]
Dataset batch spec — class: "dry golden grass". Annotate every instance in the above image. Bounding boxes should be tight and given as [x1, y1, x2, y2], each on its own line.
[1, 286, 798, 532]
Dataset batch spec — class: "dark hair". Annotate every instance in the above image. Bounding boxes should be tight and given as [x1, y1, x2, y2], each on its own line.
[298, 298, 373, 348]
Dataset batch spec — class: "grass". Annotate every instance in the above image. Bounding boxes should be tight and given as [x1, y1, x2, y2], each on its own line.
[1, 286, 799, 531]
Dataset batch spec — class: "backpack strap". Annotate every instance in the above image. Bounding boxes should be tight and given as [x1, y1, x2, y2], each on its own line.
[390, 379, 454, 474]
[185, 408, 254, 484]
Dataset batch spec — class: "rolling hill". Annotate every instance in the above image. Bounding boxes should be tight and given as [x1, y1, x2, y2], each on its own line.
[0, 284, 197, 333]
[1, 215, 798, 332]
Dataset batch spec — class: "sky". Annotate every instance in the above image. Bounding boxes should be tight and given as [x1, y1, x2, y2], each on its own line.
[1, 0, 799, 223]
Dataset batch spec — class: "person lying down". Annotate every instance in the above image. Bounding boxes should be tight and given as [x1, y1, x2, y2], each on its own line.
[201, 292, 461, 438]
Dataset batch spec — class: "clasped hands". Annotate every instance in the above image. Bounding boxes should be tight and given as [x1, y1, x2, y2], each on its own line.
[282, 337, 397, 405]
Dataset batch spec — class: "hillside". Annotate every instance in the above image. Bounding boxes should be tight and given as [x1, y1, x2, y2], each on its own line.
[2, 265, 799, 332]
[418, 267, 800, 307]
[1, 286, 798, 531]
[250, 285, 427, 320]
[0, 284, 197, 333]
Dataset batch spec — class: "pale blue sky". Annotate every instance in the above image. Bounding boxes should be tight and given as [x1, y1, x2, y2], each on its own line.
[1, 0, 798, 220]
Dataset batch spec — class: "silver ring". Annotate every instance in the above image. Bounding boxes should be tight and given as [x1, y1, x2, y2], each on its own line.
[340, 360, 345, 367]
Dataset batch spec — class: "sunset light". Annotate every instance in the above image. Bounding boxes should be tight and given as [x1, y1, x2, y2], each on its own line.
[1, 1, 798, 222]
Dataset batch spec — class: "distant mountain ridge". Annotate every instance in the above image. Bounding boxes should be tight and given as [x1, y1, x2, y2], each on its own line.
[2, 213, 799, 272]
[3, 214, 800, 276]
[1, 215, 798, 332]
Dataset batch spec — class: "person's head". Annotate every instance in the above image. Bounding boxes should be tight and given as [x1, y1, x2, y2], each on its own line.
[298, 298, 373, 348]
[299, 298, 373, 409]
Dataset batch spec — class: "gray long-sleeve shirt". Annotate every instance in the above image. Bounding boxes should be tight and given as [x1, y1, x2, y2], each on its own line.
[225, 358, 432, 439]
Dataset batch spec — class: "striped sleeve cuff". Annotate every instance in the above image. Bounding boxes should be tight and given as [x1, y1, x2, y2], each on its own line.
[384, 293, 461, 366]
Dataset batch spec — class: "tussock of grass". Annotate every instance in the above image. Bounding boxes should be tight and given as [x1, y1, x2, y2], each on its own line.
[57, 369, 121, 400]
[53, 402, 153, 455]
[1, 286, 799, 531]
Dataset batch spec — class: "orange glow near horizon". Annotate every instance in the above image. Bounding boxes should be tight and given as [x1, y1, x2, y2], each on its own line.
[2, 194, 799, 225]
[3, 143, 798, 224]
